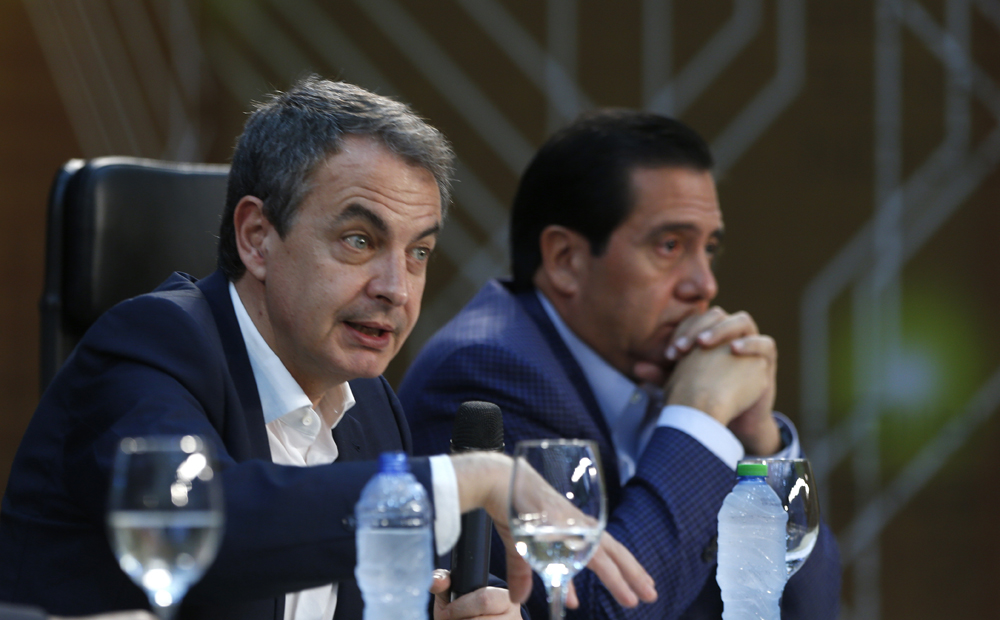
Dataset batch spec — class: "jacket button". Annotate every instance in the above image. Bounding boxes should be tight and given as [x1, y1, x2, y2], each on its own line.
[342, 516, 356, 532]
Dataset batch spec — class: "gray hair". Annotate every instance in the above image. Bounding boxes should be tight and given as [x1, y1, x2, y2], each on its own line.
[218, 76, 455, 279]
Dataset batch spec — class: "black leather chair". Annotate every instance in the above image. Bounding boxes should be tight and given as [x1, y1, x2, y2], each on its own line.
[39, 157, 230, 392]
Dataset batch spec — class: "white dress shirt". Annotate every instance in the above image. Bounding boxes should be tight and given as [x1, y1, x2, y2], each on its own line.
[229, 282, 460, 620]
[536, 292, 800, 484]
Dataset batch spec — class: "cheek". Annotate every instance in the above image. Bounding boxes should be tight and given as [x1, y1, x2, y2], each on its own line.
[407, 273, 427, 310]
[400, 294, 422, 335]
[622, 284, 673, 332]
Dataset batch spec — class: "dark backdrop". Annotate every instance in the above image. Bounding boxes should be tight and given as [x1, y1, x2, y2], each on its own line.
[2, 2, 997, 618]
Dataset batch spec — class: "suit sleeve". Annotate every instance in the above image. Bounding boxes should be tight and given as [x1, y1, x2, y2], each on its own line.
[400, 343, 840, 620]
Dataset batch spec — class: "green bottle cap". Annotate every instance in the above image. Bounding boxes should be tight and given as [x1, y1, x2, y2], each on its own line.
[736, 462, 768, 477]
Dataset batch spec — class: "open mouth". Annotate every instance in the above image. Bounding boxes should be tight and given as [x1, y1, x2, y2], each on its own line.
[346, 322, 389, 338]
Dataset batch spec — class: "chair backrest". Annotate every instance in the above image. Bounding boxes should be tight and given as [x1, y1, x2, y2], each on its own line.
[40, 156, 230, 392]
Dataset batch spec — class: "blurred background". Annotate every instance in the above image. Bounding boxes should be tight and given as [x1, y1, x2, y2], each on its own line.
[1, 1, 997, 617]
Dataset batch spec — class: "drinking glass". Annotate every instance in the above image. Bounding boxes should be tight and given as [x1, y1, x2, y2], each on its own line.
[107, 435, 225, 619]
[508, 439, 606, 620]
[741, 457, 821, 577]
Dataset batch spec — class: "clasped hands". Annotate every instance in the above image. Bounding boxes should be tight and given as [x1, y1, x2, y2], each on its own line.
[437, 306, 778, 619]
[633, 306, 781, 456]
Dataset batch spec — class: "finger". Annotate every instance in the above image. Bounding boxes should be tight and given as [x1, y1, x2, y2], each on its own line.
[431, 570, 452, 620]
[447, 587, 514, 619]
[692, 310, 758, 350]
[566, 578, 579, 609]
[667, 307, 728, 360]
[505, 545, 535, 604]
[602, 532, 658, 604]
[730, 334, 776, 363]
[430, 568, 451, 595]
[585, 543, 636, 608]
[584, 532, 657, 608]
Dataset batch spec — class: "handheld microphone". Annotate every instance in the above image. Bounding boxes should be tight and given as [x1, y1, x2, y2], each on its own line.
[449, 401, 504, 599]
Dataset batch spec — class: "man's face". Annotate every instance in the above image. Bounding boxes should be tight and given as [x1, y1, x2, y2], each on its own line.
[258, 136, 441, 394]
[566, 166, 722, 382]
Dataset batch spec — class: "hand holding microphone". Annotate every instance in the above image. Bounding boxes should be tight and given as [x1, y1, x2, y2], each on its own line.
[449, 401, 504, 599]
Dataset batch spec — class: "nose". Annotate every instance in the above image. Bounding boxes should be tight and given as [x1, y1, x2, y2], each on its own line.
[674, 254, 717, 302]
[367, 252, 410, 307]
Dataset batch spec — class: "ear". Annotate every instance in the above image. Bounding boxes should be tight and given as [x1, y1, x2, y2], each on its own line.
[233, 196, 272, 282]
[537, 225, 590, 297]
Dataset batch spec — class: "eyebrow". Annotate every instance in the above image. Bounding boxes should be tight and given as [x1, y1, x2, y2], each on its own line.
[336, 203, 388, 234]
[336, 203, 442, 242]
[647, 222, 725, 241]
[415, 222, 442, 241]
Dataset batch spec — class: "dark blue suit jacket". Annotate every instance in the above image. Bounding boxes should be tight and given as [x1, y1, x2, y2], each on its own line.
[0, 271, 431, 620]
[399, 280, 841, 620]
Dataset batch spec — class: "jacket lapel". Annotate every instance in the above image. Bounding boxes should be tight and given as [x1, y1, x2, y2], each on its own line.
[512, 284, 623, 501]
[197, 271, 271, 462]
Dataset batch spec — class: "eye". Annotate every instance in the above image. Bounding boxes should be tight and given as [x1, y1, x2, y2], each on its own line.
[411, 246, 432, 261]
[707, 241, 723, 266]
[344, 234, 370, 250]
[660, 238, 679, 253]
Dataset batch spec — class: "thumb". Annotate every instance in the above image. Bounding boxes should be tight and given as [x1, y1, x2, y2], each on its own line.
[430, 569, 452, 619]
[430, 568, 451, 596]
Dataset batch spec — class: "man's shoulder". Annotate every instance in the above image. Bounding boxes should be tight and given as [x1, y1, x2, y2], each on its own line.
[138, 270, 222, 313]
[102, 270, 225, 323]
[424, 279, 537, 350]
[400, 280, 570, 400]
[78, 271, 227, 364]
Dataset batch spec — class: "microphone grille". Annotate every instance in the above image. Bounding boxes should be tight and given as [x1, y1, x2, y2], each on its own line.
[451, 401, 504, 452]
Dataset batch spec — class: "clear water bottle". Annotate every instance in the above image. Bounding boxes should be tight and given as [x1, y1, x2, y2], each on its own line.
[355, 452, 434, 620]
[716, 462, 788, 620]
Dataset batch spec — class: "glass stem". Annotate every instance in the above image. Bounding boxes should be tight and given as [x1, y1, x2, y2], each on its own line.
[544, 575, 569, 620]
[151, 600, 180, 620]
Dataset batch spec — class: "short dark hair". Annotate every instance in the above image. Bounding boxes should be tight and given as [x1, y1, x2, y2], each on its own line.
[218, 76, 455, 280]
[509, 109, 713, 290]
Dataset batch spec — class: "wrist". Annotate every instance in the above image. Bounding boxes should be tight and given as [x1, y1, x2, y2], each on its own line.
[740, 421, 782, 456]
[450, 452, 512, 515]
[666, 386, 730, 424]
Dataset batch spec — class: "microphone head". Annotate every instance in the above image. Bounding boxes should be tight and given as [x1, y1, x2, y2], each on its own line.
[451, 401, 504, 452]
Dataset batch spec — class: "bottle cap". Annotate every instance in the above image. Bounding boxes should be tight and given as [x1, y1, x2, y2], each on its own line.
[379, 451, 409, 474]
[736, 462, 768, 477]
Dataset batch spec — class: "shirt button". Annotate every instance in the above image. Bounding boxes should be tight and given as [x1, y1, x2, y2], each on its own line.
[302, 415, 313, 425]
[630, 391, 642, 405]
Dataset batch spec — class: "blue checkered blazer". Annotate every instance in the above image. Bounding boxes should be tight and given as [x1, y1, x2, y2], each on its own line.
[399, 280, 840, 620]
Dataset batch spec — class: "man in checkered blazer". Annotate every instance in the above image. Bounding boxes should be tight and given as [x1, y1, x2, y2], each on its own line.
[399, 110, 841, 620]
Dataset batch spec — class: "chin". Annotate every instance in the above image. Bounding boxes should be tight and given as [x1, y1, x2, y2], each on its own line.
[346, 355, 393, 380]
[345, 364, 388, 380]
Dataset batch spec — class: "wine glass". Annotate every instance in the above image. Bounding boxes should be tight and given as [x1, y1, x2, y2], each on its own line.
[741, 457, 821, 577]
[107, 435, 225, 619]
[508, 439, 606, 620]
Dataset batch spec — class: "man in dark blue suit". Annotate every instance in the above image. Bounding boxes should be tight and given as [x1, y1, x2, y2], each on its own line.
[0, 80, 654, 620]
[400, 110, 842, 619]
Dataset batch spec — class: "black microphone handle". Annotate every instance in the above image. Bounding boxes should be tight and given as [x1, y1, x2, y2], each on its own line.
[450, 508, 493, 598]
[449, 401, 503, 600]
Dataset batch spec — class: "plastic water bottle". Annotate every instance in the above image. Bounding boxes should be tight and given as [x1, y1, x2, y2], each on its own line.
[716, 462, 788, 620]
[355, 452, 434, 620]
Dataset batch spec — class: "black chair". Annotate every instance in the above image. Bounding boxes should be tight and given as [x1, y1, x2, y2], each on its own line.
[40, 157, 230, 392]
